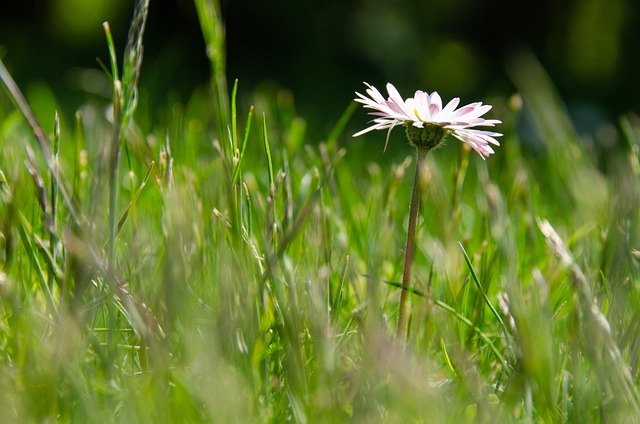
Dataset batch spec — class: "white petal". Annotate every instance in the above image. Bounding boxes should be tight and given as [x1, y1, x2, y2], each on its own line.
[440, 97, 460, 119]
[456, 103, 492, 121]
[386, 83, 405, 108]
[413, 91, 430, 122]
[353, 121, 397, 137]
[429, 92, 443, 115]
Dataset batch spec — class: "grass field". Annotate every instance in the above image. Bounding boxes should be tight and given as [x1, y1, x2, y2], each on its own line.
[2, 0, 640, 422]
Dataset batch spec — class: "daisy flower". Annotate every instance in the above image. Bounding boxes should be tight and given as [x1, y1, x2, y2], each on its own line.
[353, 82, 502, 158]
[353, 82, 503, 340]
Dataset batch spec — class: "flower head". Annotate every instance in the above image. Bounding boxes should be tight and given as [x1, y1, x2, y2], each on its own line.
[353, 82, 502, 158]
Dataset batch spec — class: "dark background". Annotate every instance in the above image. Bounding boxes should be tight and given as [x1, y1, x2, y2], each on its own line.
[1, 0, 638, 135]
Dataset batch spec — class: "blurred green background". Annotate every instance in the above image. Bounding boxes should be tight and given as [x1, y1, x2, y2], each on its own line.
[1, 0, 639, 142]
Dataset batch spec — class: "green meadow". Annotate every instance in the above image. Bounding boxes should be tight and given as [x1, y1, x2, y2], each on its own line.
[1, 0, 640, 422]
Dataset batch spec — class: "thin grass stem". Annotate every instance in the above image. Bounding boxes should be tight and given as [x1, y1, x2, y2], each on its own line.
[108, 81, 122, 270]
[48, 112, 60, 290]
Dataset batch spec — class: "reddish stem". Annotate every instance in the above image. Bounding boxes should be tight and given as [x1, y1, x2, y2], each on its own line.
[396, 145, 429, 341]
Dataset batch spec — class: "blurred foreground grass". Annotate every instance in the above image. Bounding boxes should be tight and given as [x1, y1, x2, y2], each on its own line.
[2, 1, 640, 422]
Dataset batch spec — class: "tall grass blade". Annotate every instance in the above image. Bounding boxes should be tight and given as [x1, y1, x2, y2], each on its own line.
[459, 242, 510, 340]
[0, 58, 80, 226]
[102, 22, 119, 82]
[231, 105, 254, 186]
[326, 101, 357, 147]
[194, 0, 230, 150]
[17, 214, 57, 313]
[262, 112, 275, 191]
[231, 78, 238, 151]
[121, 0, 150, 130]
[107, 81, 122, 268]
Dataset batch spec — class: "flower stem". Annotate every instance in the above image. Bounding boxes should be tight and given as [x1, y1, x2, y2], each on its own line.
[396, 145, 430, 341]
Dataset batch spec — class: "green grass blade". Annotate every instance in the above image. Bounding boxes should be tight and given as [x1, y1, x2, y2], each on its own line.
[262, 112, 274, 191]
[0, 58, 80, 226]
[375, 274, 509, 370]
[107, 81, 122, 269]
[102, 22, 119, 83]
[121, 0, 150, 129]
[102, 161, 155, 249]
[231, 79, 238, 151]
[434, 299, 509, 370]
[193, 0, 230, 149]
[459, 242, 510, 339]
[17, 213, 57, 313]
[326, 100, 357, 147]
[231, 105, 254, 186]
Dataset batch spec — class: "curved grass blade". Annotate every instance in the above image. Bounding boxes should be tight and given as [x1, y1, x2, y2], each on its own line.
[231, 105, 254, 186]
[262, 112, 274, 191]
[371, 274, 509, 370]
[0, 58, 80, 227]
[459, 242, 510, 341]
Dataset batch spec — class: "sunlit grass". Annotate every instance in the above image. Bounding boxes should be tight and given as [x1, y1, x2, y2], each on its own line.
[2, 0, 640, 422]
